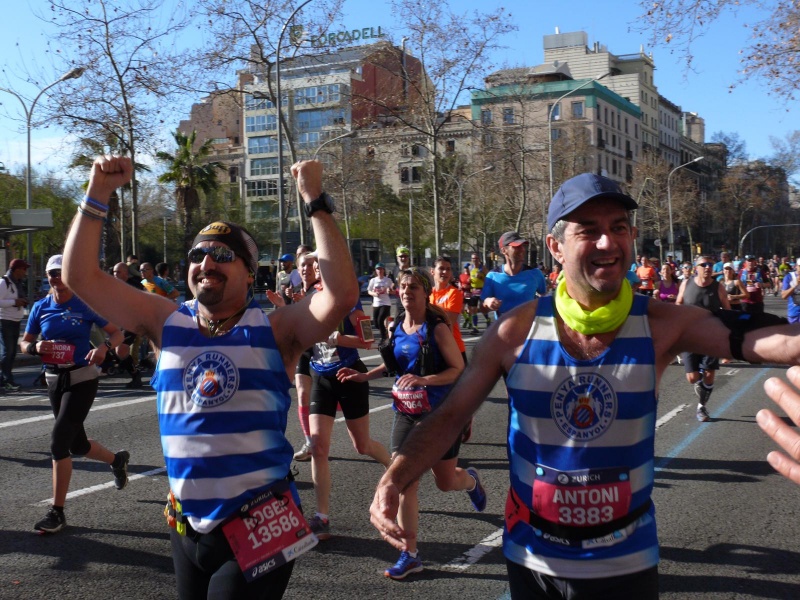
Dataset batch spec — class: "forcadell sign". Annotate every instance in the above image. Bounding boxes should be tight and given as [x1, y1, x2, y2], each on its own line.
[290, 25, 387, 48]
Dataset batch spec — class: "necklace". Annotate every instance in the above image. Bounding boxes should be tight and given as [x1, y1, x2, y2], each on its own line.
[199, 306, 246, 337]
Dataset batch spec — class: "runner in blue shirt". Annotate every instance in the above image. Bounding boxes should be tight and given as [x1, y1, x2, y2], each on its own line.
[482, 232, 547, 317]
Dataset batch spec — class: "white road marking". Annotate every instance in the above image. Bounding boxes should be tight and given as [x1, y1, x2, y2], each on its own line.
[0, 396, 152, 429]
[722, 368, 741, 376]
[35, 467, 167, 506]
[655, 403, 688, 430]
[443, 528, 504, 570]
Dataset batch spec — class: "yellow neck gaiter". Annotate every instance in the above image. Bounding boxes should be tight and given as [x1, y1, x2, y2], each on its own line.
[555, 277, 633, 335]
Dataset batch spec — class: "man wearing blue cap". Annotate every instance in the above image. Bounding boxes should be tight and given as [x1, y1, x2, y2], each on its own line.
[277, 253, 301, 305]
[369, 172, 800, 598]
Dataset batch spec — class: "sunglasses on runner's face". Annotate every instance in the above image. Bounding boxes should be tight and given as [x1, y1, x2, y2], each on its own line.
[188, 246, 237, 265]
[47, 270, 62, 278]
[697, 262, 713, 268]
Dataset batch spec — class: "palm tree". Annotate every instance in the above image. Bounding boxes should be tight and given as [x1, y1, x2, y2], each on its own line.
[156, 129, 225, 248]
[156, 130, 226, 299]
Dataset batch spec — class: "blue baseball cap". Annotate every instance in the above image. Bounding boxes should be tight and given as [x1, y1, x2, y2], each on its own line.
[280, 253, 294, 262]
[547, 173, 638, 231]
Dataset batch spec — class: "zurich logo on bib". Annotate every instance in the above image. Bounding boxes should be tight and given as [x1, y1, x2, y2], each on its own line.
[184, 351, 239, 407]
[551, 373, 617, 441]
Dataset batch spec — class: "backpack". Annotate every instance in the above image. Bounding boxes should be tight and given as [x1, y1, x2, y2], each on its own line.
[379, 309, 448, 377]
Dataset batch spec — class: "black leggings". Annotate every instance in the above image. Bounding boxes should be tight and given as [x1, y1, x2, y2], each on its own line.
[170, 527, 295, 600]
[373, 305, 391, 340]
[506, 559, 658, 600]
[48, 376, 99, 461]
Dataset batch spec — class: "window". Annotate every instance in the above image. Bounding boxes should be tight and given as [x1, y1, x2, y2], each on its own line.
[250, 201, 278, 220]
[248, 136, 279, 154]
[297, 131, 320, 149]
[624, 118, 628, 134]
[481, 109, 492, 125]
[604, 107, 608, 124]
[634, 123, 639, 139]
[548, 103, 560, 121]
[411, 144, 426, 157]
[244, 94, 274, 110]
[228, 166, 238, 183]
[400, 167, 409, 184]
[366, 146, 375, 159]
[551, 129, 561, 141]
[246, 181, 267, 197]
[251, 158, 280, 176]
[294, 84, 341, 106]
[446, 140, 455, 153]
[245, 115, 277, 133]
[611, 112, 615, 128]
[503, 107, 514, 125]
[612, 159, 618, 176]
[612, 134, 617, 148]
[571, 101, 584, 118]
[411, 166, 422, 183]
[295, 108, 346, 131]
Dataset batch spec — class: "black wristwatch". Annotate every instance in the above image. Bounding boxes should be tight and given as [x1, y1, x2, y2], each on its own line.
[303, 192, 335, 218]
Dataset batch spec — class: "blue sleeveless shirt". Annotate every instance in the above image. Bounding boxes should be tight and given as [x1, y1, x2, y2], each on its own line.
[150, 299, 295, 533]
[503, 294, 659, 578]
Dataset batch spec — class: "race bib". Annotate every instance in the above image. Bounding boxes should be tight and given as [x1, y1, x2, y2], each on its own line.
[42, 342, 76, 366]
[532, 464, 632, 528]
[392, 384, 431, 415]
[222, 482, 317, 582]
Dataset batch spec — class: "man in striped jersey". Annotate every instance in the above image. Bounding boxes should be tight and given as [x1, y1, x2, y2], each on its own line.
[371, 172, 800, 599]
[62, 155, 357, 599]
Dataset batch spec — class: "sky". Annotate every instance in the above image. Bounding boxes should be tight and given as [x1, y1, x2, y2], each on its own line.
[0, 0, 796, 179]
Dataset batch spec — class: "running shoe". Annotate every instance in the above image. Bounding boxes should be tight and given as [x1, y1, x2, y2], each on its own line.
[469, 328, 480, 336]
[308, 515, 331, 540]
[111, 450, 130, 490]
[696, 406, 710, 422]
[384, 551, 423, 580]
[34, 507, 66, 533]
[293, 442, 312, 462]
[1, 381, 20, 392]
[466, 467, 487, 512]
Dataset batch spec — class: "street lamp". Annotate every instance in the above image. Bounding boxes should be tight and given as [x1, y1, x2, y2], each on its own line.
[0, 66, 85, 305]
[276, 0, 314, 255]
[667, 156, 704, 259]
[442, 164, 494, 266]
[162, 215, 172, 263]
[548, 72, 610, 200]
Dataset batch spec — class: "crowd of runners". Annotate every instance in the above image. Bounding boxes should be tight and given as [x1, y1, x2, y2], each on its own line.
[5, 156, 800, 600]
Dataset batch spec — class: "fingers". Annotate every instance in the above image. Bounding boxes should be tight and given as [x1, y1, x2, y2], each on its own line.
[766, 450, 800, 486]
[763, 376, 800, 427]
[369, 486, 411, 552]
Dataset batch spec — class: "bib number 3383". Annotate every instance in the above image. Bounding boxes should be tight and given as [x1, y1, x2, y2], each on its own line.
[222, 482, 318, 582]
[532, 464, 632, 527]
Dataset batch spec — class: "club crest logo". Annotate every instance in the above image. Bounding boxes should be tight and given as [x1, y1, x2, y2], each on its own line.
[551, 373, 617, 440]
[184, 351, 238, 407]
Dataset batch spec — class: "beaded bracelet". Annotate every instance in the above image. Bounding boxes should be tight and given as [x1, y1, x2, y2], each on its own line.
[83, 195, 109, 213]
[78, 206, 105, 221]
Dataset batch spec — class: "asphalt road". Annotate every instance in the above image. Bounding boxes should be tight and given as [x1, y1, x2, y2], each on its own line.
[1, 295, 799, 599]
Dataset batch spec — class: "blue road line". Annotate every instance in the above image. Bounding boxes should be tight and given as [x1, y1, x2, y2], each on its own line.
[655, 368, 770, 472]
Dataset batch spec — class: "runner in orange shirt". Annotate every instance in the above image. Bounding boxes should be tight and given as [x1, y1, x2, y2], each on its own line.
[429, 255, 473, 442]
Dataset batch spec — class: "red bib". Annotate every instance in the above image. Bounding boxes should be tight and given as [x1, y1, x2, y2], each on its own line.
[222, 482, 317, 582]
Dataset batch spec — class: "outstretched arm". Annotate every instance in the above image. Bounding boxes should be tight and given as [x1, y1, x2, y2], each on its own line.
[269, 161, 358, 368]
[62, 156, 178, 347]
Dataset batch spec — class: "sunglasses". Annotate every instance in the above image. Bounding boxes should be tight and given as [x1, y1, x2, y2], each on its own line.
[47, 270, 62, 278]
[697, 262, 713, 268]
[188, 246, 237, 265]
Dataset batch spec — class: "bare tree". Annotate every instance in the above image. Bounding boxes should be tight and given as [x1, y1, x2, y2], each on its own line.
[350, 0, 516, 255]
[769, 130, 800, 185]
[636, 0, 800, 100]
[41, 0, 191, 255]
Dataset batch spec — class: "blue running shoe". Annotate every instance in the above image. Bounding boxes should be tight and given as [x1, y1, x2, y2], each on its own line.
[384, 551, 423, 580]
[466, 467, 487, 512]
